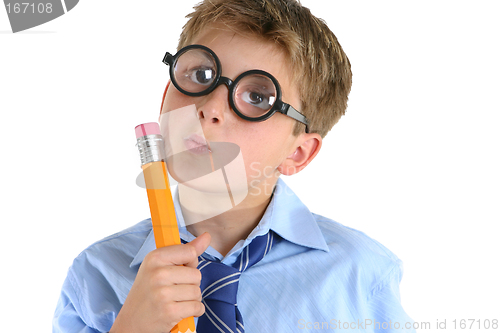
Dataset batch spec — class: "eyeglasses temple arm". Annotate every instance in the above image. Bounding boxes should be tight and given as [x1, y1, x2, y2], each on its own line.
[162, 52, 174, 66]
[282, 104, 310, 133]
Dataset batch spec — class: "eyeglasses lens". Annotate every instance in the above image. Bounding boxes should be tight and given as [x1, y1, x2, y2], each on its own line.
[233, 74, 277, 117]
[173, 48, 217, 94]
[173, 48, 278, 119]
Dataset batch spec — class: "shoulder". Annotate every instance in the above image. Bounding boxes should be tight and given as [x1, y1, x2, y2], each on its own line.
[312, 213, 404, 299]
[59, 219, 152, 330]
[75, 218, 152, 262]
[313, 213, 400, 262]
[67, 218, 152, 296]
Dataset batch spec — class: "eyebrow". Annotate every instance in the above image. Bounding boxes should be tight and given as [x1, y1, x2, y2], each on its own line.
[241, 75, 274, 88]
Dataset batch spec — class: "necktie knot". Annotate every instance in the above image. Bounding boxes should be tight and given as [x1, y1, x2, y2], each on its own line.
[196, 231, 277, 333]
[198, 259, 240, 304]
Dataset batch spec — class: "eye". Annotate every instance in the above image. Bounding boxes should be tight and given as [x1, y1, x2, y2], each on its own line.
[240, 88, 274, 110]
[233, 74, 277, 116]
[185, 67, 215, 85]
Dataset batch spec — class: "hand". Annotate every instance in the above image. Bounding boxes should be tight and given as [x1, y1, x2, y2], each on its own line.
[110, 232, 211, 333]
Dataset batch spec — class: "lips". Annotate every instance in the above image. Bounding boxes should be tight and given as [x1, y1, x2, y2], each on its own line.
[183, 133, 211, 155]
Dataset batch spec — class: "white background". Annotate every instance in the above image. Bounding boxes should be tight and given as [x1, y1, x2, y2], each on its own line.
[1, 0, 499, 331]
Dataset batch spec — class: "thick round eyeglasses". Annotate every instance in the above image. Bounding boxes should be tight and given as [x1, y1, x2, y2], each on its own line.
[162, 44, 310, 133]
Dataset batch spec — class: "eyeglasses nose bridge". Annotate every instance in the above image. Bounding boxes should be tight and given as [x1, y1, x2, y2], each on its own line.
[200, 75, 233, 113]
[217, 76, 233, 90]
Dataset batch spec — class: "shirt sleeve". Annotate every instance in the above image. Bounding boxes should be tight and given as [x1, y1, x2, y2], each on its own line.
[52, 279, 101, 333]
[365, 263, 416, 333]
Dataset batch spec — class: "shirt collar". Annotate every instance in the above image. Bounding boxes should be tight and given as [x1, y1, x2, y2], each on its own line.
[130, 178, 328, 267]
[267, 178, 329, 253]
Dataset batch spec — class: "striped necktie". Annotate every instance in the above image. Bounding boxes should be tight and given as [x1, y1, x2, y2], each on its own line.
[196, 231, 276, 333]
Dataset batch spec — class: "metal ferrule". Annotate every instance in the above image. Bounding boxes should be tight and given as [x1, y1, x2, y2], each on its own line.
[136, 134, 166, 166]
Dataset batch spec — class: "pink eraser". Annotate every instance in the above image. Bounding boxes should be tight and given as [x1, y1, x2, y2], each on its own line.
[135, 122, 160, 139]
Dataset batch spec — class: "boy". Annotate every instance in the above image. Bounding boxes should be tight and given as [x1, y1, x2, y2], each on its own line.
[53, 0, 415, 332]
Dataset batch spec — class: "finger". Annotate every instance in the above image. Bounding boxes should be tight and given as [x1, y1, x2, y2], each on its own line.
[170, 300, 206, 319]
[189, 232, 211, 256]
[166, 284, 202, 302]
[151, 265, 202, 286]
[145, 243, 199, 268]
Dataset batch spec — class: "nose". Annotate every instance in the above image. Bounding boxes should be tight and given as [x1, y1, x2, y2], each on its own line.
[197, 83, 230, 127]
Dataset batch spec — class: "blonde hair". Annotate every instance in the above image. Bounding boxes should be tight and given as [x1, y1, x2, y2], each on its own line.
[178, 0, 352, 138]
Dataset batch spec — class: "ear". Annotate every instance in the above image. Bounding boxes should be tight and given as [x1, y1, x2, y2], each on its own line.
[158, 80, 171, 122]
[277, 133, 322, 176]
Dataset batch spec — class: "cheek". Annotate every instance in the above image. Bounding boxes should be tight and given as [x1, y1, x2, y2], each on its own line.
[163, 87, 194, 113]
[240, 139, 283, 180]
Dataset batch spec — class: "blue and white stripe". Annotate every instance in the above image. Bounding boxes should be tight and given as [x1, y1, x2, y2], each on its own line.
[197, 231, 276, 333]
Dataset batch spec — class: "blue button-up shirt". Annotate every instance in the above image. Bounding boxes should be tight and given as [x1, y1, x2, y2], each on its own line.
[53, 178, 415, 332]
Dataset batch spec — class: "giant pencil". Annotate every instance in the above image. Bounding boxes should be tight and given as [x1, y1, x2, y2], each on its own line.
[135, 122, 196, 333]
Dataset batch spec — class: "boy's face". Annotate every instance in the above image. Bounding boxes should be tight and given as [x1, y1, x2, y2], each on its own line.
[160, 25, 305, 196]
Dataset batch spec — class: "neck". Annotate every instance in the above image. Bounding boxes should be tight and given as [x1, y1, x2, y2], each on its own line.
[179, 177, 278, 257]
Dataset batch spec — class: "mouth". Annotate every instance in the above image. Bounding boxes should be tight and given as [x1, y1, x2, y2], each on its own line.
[183, 133, 212, 155]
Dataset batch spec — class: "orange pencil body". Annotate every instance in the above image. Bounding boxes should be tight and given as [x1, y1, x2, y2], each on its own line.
[142, 161, 181, 247]
[136, 123, 196, 333]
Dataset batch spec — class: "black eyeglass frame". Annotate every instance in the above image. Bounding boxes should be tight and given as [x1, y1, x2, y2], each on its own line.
[162, 44, 310, 133]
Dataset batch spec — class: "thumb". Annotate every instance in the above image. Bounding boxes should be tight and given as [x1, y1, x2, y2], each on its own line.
[188, 232, 211, 257]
